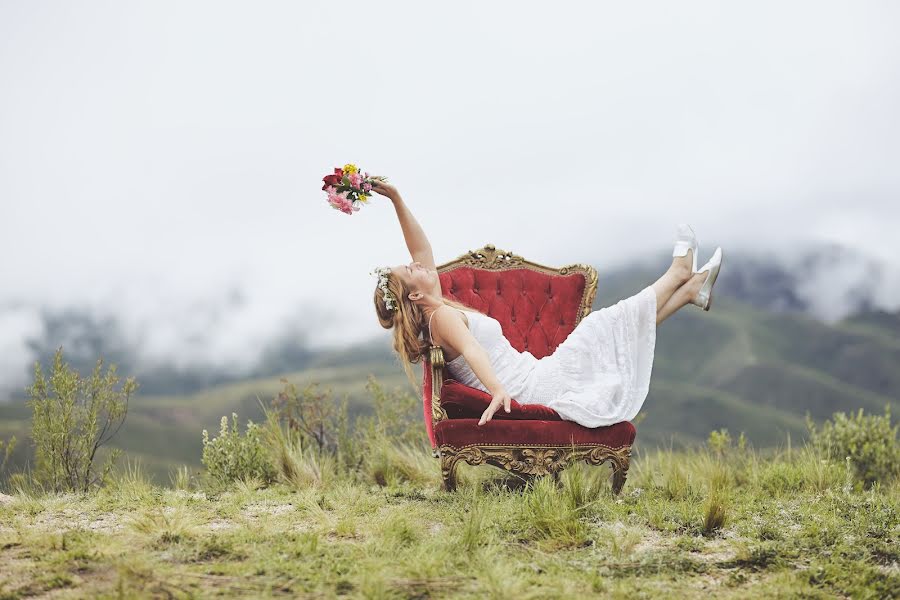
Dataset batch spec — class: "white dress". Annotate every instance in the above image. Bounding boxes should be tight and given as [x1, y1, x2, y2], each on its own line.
[434, 285, 657, 428]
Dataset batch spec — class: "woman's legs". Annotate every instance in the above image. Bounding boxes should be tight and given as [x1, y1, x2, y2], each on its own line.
[656, 271, 707, 324]
[651, 251, 694, 315]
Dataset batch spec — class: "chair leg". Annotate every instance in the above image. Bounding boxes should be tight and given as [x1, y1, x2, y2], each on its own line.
[611, 458, 630, 495]
[440, 451, 461, 492]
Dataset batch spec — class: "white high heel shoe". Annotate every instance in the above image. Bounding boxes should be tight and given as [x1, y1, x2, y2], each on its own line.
[673, 224, 699, 273]
[691, 247, 723, 311]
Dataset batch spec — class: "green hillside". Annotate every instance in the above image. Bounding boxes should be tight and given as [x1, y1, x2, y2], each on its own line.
[2, 284, 898, 482]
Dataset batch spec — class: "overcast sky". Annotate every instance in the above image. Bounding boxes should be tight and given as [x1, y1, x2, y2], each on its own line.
[1, 1, 899, 391]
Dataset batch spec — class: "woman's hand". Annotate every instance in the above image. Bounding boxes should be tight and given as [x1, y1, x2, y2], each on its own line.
[370, 179, 400, 201]
[478, 388, 513, 426]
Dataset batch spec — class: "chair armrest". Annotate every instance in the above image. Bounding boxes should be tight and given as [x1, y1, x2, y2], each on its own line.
[429, 345, 448, 424]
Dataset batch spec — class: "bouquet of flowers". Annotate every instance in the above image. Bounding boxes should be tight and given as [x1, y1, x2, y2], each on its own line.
[322, 163, 387, 215]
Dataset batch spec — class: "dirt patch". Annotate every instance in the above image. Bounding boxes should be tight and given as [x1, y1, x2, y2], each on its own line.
[206, 519, 236, 531]
[701, 537, 737, 564]
[79, 514, 125, 533]
[627, 526, 668, 555]
[242, 503, 295, 518]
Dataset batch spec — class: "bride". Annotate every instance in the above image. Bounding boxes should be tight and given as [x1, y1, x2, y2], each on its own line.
[370, 180, 723, 428]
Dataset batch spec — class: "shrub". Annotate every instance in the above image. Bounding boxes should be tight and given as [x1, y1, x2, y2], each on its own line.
[707, 428, 747, 458]
[271, 379, 348, 456]
[807, 407, 900, 487]
[261, 403, 336, 489]
[1, 435, 16, 471]
[355, 376, 431, 485]
[201, 413, 277, 487]
[356, 376, 423, 447]
[27, 347, 136, 493]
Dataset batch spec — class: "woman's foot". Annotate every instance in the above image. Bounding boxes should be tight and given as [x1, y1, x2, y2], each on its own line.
[671, 224, 698, 284]
[690, 248, 723, 311]
[655, 248, 723, 323]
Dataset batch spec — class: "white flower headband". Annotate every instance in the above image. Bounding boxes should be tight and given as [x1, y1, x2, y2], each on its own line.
[370, 266, 398, 312]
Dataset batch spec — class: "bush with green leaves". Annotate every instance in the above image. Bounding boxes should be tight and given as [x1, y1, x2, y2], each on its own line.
[202, 413, 277, 487]
[807, 406, 900, 487]
[26, 347, 136, 493]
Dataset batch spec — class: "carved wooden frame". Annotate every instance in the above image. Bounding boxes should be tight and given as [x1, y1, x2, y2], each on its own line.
[426, 244, 633, 494]
[439, 443, 631, 494]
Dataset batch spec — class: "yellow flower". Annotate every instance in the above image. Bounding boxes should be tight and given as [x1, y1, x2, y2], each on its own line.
[358, 194, 369, 202]
[343, 163, 358, 174]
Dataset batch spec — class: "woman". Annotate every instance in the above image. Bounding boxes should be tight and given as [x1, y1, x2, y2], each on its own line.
[371, 180, 723, 428]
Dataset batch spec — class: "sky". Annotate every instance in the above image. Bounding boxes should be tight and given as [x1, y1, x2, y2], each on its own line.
[1, 1, 899, 393]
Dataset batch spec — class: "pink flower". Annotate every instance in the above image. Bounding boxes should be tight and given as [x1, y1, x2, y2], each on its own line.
[362, 182, 372, 192]
[326, 187, 355, 215]
[349, 172, 362, 188]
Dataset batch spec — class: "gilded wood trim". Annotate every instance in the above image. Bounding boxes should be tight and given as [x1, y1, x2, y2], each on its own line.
[439, 443, 631, 494]
[429, 345, 447, 423]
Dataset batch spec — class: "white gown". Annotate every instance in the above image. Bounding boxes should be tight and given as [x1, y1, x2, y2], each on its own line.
[437, 286, 657, 428]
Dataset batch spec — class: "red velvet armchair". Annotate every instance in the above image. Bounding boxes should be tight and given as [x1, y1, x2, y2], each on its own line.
[422, 244, 636, 493]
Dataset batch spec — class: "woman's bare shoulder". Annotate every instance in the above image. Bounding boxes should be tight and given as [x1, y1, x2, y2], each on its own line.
[432, 304, 469, 328]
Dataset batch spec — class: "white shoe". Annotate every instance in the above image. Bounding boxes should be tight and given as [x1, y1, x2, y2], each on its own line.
[672, 224, 699, 273]
[691, 247, 723, 311]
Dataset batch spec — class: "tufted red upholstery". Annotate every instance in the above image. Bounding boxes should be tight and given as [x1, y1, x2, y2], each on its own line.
[438, 267, 586, 358]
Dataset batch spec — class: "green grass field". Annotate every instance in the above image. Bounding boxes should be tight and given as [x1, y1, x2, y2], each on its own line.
[1, 441, 898, 599]
[1, 278, 898, 597]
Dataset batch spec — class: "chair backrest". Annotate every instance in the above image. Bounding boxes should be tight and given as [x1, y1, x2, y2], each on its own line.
[421, 244, 598, 450]
[436, 244, 598, 358]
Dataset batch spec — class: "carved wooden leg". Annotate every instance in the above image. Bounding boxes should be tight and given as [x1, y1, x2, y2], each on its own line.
[611, 459, 629, 495]
[440, 448, 461, 492]
[584, 445, 631, 495]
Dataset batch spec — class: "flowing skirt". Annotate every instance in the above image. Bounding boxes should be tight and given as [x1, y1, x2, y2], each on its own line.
[521, 285, 658, 427]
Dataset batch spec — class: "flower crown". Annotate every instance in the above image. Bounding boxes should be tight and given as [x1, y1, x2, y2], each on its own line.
[370, 266, 398, 312]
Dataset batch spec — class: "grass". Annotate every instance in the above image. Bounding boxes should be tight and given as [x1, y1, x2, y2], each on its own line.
[1, 441, 898, 599]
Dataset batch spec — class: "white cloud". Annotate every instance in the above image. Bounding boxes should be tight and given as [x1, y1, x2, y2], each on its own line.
[1, 1, 899, 391]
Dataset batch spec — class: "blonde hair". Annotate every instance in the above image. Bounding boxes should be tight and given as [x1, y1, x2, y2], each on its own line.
[373, 269, 483, 391]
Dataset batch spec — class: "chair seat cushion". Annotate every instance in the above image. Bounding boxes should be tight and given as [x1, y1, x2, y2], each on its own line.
[435, 418, 636, 449]
[440, 379, 563, 421]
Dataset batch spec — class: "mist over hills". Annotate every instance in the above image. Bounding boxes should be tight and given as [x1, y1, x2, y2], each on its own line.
[1, 242, 898, 479]
[1, 242, 898, 402]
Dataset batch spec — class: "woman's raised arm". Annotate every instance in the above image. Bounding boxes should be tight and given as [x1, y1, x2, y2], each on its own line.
[371, 180, 436, 270]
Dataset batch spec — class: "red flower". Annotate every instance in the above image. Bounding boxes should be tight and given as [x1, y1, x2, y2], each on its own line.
[321, 167, 344, 190]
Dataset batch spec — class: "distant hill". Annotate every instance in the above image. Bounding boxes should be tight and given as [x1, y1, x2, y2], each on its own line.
[2, 248, 899, 481]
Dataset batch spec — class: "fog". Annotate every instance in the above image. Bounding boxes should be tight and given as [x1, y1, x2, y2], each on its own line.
[2, 1, 899, 395]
